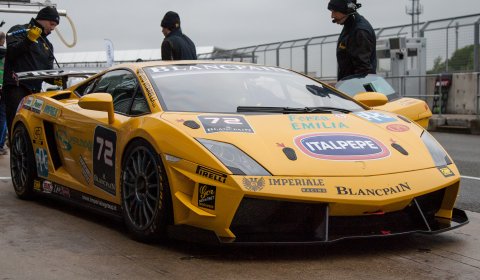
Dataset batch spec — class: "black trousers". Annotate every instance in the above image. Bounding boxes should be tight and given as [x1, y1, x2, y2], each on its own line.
[3, 85, 31, 139]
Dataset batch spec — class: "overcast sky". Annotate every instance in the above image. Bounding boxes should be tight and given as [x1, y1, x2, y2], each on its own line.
[1, 0, 479, 54]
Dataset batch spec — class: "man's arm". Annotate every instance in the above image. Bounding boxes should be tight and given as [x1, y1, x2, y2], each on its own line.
[349, 29, 376, 75]
[161, 40, 173, 60]
[6, 25, 34, 61]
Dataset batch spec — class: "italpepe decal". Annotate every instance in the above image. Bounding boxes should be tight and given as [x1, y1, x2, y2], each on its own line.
[294, 133, 390, 160]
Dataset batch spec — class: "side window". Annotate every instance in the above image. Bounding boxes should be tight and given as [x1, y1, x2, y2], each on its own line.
[76, 69, 150, 116]
[92, 70, 137, 115]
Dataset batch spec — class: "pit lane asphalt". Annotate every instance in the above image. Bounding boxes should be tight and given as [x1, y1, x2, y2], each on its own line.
[1, 134, 480, 279]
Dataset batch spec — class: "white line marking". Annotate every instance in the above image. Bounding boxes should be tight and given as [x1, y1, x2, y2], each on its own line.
[461, 175, 480, 181]
[0, 177, 11, 180]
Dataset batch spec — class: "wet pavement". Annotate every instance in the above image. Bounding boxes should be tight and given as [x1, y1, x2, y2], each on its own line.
[1, 151, 479, 280]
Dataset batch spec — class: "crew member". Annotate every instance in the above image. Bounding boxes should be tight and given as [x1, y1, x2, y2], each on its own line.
[160, 11, 197, 60]
[3, 6, 59, 136]
[328, 0, 377, 80]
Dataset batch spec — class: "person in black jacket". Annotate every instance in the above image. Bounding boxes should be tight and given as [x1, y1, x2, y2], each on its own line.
[160, 11, 197, 60]
[328, 0, 377, 80]
[3, 6, 59, 137]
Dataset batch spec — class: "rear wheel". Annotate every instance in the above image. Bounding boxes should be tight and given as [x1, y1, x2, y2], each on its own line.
[121, 139, 171, 242]
[10, 123, 37, 199]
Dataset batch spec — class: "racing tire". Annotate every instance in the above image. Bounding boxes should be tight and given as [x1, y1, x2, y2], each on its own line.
[10, 123, 37, 200]
[121, 139, 172, 242]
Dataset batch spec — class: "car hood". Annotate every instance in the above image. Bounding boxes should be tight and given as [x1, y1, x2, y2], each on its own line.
[161, 110, 437, 176]
[375, 97, 432, 122]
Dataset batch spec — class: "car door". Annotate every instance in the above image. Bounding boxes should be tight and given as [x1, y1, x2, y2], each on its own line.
[57, 69, 150, 201]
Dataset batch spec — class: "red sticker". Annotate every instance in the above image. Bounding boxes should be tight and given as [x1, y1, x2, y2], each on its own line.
[386, 124, 410, 132]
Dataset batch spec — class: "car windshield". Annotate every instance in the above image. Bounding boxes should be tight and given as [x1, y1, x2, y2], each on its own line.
[144, 64, 364, 113]
[335, 74, 400, 101]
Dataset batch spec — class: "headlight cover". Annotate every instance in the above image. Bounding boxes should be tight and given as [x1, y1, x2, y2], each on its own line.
[421, 131, 453, 166]
[197, 138, 271, 176]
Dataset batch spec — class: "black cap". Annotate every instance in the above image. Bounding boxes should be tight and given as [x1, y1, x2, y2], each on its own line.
[161, 11, 180, 30]
[36, 6, 60, 24]
[328, 0, 360, 14]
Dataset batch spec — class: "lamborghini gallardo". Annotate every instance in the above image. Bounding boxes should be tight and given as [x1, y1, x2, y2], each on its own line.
[10, 61, 468, 244]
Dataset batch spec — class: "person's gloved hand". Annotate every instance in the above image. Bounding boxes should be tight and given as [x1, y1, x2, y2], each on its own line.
[27, 26, 42, 42]
[53, 78, 63, 88]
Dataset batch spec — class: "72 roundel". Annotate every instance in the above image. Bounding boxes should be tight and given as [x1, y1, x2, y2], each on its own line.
[294, 133, 390, 160]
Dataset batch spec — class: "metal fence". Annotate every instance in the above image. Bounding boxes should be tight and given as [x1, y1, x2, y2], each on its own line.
[198, 13, 480, 79]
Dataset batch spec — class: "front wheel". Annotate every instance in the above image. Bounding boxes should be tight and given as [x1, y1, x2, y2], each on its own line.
[121, 139, 171, 242]
[10, 123, 37, 200]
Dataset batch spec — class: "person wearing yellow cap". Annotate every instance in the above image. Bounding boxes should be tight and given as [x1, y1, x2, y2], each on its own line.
[2, 6, 60, 137]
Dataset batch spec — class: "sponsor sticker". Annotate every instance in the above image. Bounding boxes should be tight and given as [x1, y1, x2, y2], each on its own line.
[31, 98, 44, 114]
[242, 177, 265, 192]
[43, 104, 59, 118]
[53, 184, 71, 198]
[198, 115, 254, 134]
[198, 184, 216, 210]
[196, 166, 227, 183]
[147, 64, 290, 75]
[386, 124, 410, 132]
[335, 182, 411, 196]
[42, 181, 53, 193]
[35, 148, 49, 177]
[438, 166, 455, 177]
[79, 155, 92, 184]
[355, 111, 397, 124]
[33, 127, 44, 145]
[23, 96, 34, 109]
[288, 115, 349, 130]
[268, 178, 325, 187]
[34, 180, 41, 191]
[294, 133, 390, 160]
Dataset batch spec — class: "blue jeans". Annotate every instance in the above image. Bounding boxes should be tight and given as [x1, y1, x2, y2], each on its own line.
[0, 101, 6, 148]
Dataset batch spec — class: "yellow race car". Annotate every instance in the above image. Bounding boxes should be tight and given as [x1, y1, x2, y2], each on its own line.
[335, 74, 433, 129]
[11, 61, 468, 244]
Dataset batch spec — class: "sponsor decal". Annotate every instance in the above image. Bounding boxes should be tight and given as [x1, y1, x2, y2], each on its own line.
[333, 113, 347, 119]
[438, 166, 455, 177]
[56, 129, 93, 152]
[42, 180, 53, 193]
[43, 104, 59, 118]
[34, 180, 41, 191]
[138, 70, 157, 108]
[93, 126, 117, 195]
[355, 111, 397, 124]
[386, 124, 410, 132]
[23, 96, 34, 109]
[196, 166, 227, 183]
[335, 182, 411, 196]
[289, 115, 349, 131]
[294, 133, 390, 160]
[198, 115, 254, 134]
[81, 195, 118, 211]
[33, 127, 44, 145]
[52, 184, 71, 198]
[147, 64, 290, 74]
[242, 177, 265, 192]
[268, 178, 325, 187]
[301, 188, 327, 193]
[35, 148, 49, 177]
[198, 184, 216, 210]
[79, 155, 92, 184]
[31, 98, 44, 114]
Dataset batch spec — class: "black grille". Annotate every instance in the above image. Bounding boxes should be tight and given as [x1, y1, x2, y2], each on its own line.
[230, 188, 447, 243]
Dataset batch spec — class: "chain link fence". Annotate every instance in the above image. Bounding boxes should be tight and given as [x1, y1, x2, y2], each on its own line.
[198, 13, 480, 79]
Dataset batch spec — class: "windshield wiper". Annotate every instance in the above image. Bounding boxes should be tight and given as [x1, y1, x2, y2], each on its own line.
[237, 106, 352, 114]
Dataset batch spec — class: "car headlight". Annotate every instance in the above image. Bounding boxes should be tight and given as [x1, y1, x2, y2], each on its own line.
[197, 138, 271, 176]
[421, 131, 453, 166]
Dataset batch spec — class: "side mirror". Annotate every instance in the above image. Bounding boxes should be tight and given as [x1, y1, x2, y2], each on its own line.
[353, 92, 388, 107]
[78, 93, 115, 124]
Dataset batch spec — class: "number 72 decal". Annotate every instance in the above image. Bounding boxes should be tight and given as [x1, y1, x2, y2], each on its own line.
[198, 115, 254, 134]
[93, 126, 117, 195]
